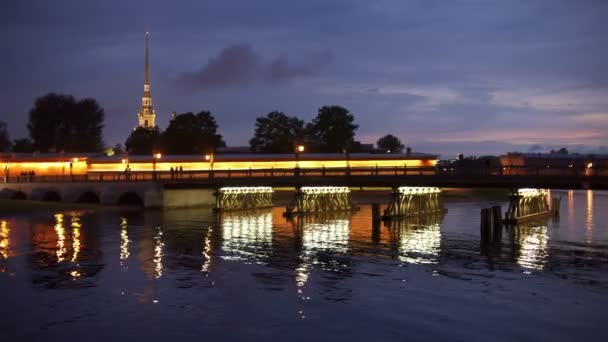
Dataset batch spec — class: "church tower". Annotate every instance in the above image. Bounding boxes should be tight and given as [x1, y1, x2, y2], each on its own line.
[137, 31, 156, 128]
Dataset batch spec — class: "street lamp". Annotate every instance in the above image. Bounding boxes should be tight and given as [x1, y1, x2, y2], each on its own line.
[3, 163, 8, 183]
[205, 153, 214, 169]
[294, 145, 305, 175]
[153, 152, 161, 180]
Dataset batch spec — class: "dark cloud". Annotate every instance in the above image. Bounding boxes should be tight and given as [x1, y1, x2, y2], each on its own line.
[176, 44, 332, 90]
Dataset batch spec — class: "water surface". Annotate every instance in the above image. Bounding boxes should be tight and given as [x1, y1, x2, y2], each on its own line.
[1, 189, 607, 341]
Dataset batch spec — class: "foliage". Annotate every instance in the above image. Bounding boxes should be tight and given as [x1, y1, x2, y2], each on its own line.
[27, 93, 105, 153]
[12, 138, 35, 153]
[306, 105, 358, 153]
[550, 147, 568, 155]
[161, 111, 225, 154]
[249, 111, 305, 153]
[376, 134, 404, 153]
[125, 127, 161, 155]
[0, 121, 10, 152]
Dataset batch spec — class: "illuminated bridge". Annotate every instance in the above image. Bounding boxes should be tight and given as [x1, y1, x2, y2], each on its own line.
[1, 152, 607, 208]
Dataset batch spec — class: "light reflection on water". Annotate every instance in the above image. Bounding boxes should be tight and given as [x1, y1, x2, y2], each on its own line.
[514, 225, 549, 271]
[0, 220, 8, 260]
[120, 217, 130, 266]
[53, 213, 67, 263]
[153, 226, 164, 279]
[221, 210, 273, 263]
[0, 190, 607, 341]
[387, 216, 442, 265]
[586, 189, 594, 243]
[299, 214, 350, 254]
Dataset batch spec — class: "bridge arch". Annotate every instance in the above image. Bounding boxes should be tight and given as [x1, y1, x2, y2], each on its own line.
[0, 188, 27, 200]
[11, 190, 27, 200]
[42, 190, 62, 202]
[77, 191, 101, 204]
[117, 192, 144, 206]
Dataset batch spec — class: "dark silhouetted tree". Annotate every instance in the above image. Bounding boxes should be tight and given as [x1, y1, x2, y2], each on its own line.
[125, 127, 161, 155]
[306, 105, 358, 153]
[376, 134, 404, 153]
[249, 111, 305, 153]
[12, 138, 35, 153]
[0, 121, 10, 152]
[161, 111, 225, 154]
[27, 93, 105, 152]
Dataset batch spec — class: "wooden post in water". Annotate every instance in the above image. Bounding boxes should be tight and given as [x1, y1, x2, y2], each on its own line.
[480, 208, 492, 252]
[371, 203, 381, 244]
[491, 205, 502, 242]
[491, 206, 502, 228]
[551, 197, 561, 217]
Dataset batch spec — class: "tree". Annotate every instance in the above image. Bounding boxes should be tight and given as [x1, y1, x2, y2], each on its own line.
[0, 121, 10, 152]
[306, 105, 358, 153]
[376, 134, 404, 153]
[125, 127, 161, 155]
[249, 111, 305, 153]
[550, 147, 568, 155]
[161, 111, 225, 154]
[27, 93, 105, 152]
[12, 138, 35, 153]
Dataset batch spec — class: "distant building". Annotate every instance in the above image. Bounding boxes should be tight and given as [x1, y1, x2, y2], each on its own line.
[500, 152, 608, 168]
[499, 152, 608, 176]
[137, 32, 156, 128]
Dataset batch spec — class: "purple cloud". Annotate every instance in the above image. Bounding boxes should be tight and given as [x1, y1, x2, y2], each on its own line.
[176, 44, 332, 89]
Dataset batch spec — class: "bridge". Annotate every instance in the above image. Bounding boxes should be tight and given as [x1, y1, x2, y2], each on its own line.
[1, 165, 606, 209]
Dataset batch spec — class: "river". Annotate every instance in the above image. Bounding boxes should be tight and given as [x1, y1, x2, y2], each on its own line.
[0, 189, 607, 341]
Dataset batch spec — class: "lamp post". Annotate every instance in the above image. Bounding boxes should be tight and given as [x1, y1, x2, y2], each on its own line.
[122, 157, 130, 180]
[343, 148, 351, 176]
[295, 145, 304, 176]
[153, 152, 161, 180]
[205, 153, 214, 179]
[3, 163, 8, 183]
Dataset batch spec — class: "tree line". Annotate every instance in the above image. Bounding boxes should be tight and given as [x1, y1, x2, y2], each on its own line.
[1, 93, 405, 155]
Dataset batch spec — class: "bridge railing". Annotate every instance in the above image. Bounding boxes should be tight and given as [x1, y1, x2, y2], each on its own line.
[3, 165, 606, 183]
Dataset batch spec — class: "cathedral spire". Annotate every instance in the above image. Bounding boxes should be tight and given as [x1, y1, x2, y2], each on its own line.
[138, 31, 156, 128]
[144, 31, 150, 91]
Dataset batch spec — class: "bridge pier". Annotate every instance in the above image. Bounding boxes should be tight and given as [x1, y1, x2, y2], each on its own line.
[285, 186, 354, 216]
[382, 187, 445, 220]
[503, 188, 558, 225]
[215, 187, 273, 211]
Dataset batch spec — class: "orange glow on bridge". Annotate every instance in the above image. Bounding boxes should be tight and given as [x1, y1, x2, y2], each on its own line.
[1, 153, 438, 177]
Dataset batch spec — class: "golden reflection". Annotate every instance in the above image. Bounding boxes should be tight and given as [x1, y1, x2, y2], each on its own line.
[71, 214, 81, 262]
[389, 217, 441, 265]
[0, 220, 9, 260]
[301, 216, 350, 254]
[201, 227, 213, 273]
[153, 226, 164, 279]
[514, 225, 548, 270]
[120, 217, 130, 265]
[221, 211, 273, 262]
[567, 190, 574, 231]
[54, 213, 67, 262]
[292, 214, 351, 306]
[586, 190, 594, 243]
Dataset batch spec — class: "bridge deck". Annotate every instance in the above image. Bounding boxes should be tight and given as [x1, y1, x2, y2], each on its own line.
[3, 166, 607, 190]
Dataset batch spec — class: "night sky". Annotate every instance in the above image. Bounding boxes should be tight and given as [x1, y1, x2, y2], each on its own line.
[2, 0, 607, 157]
